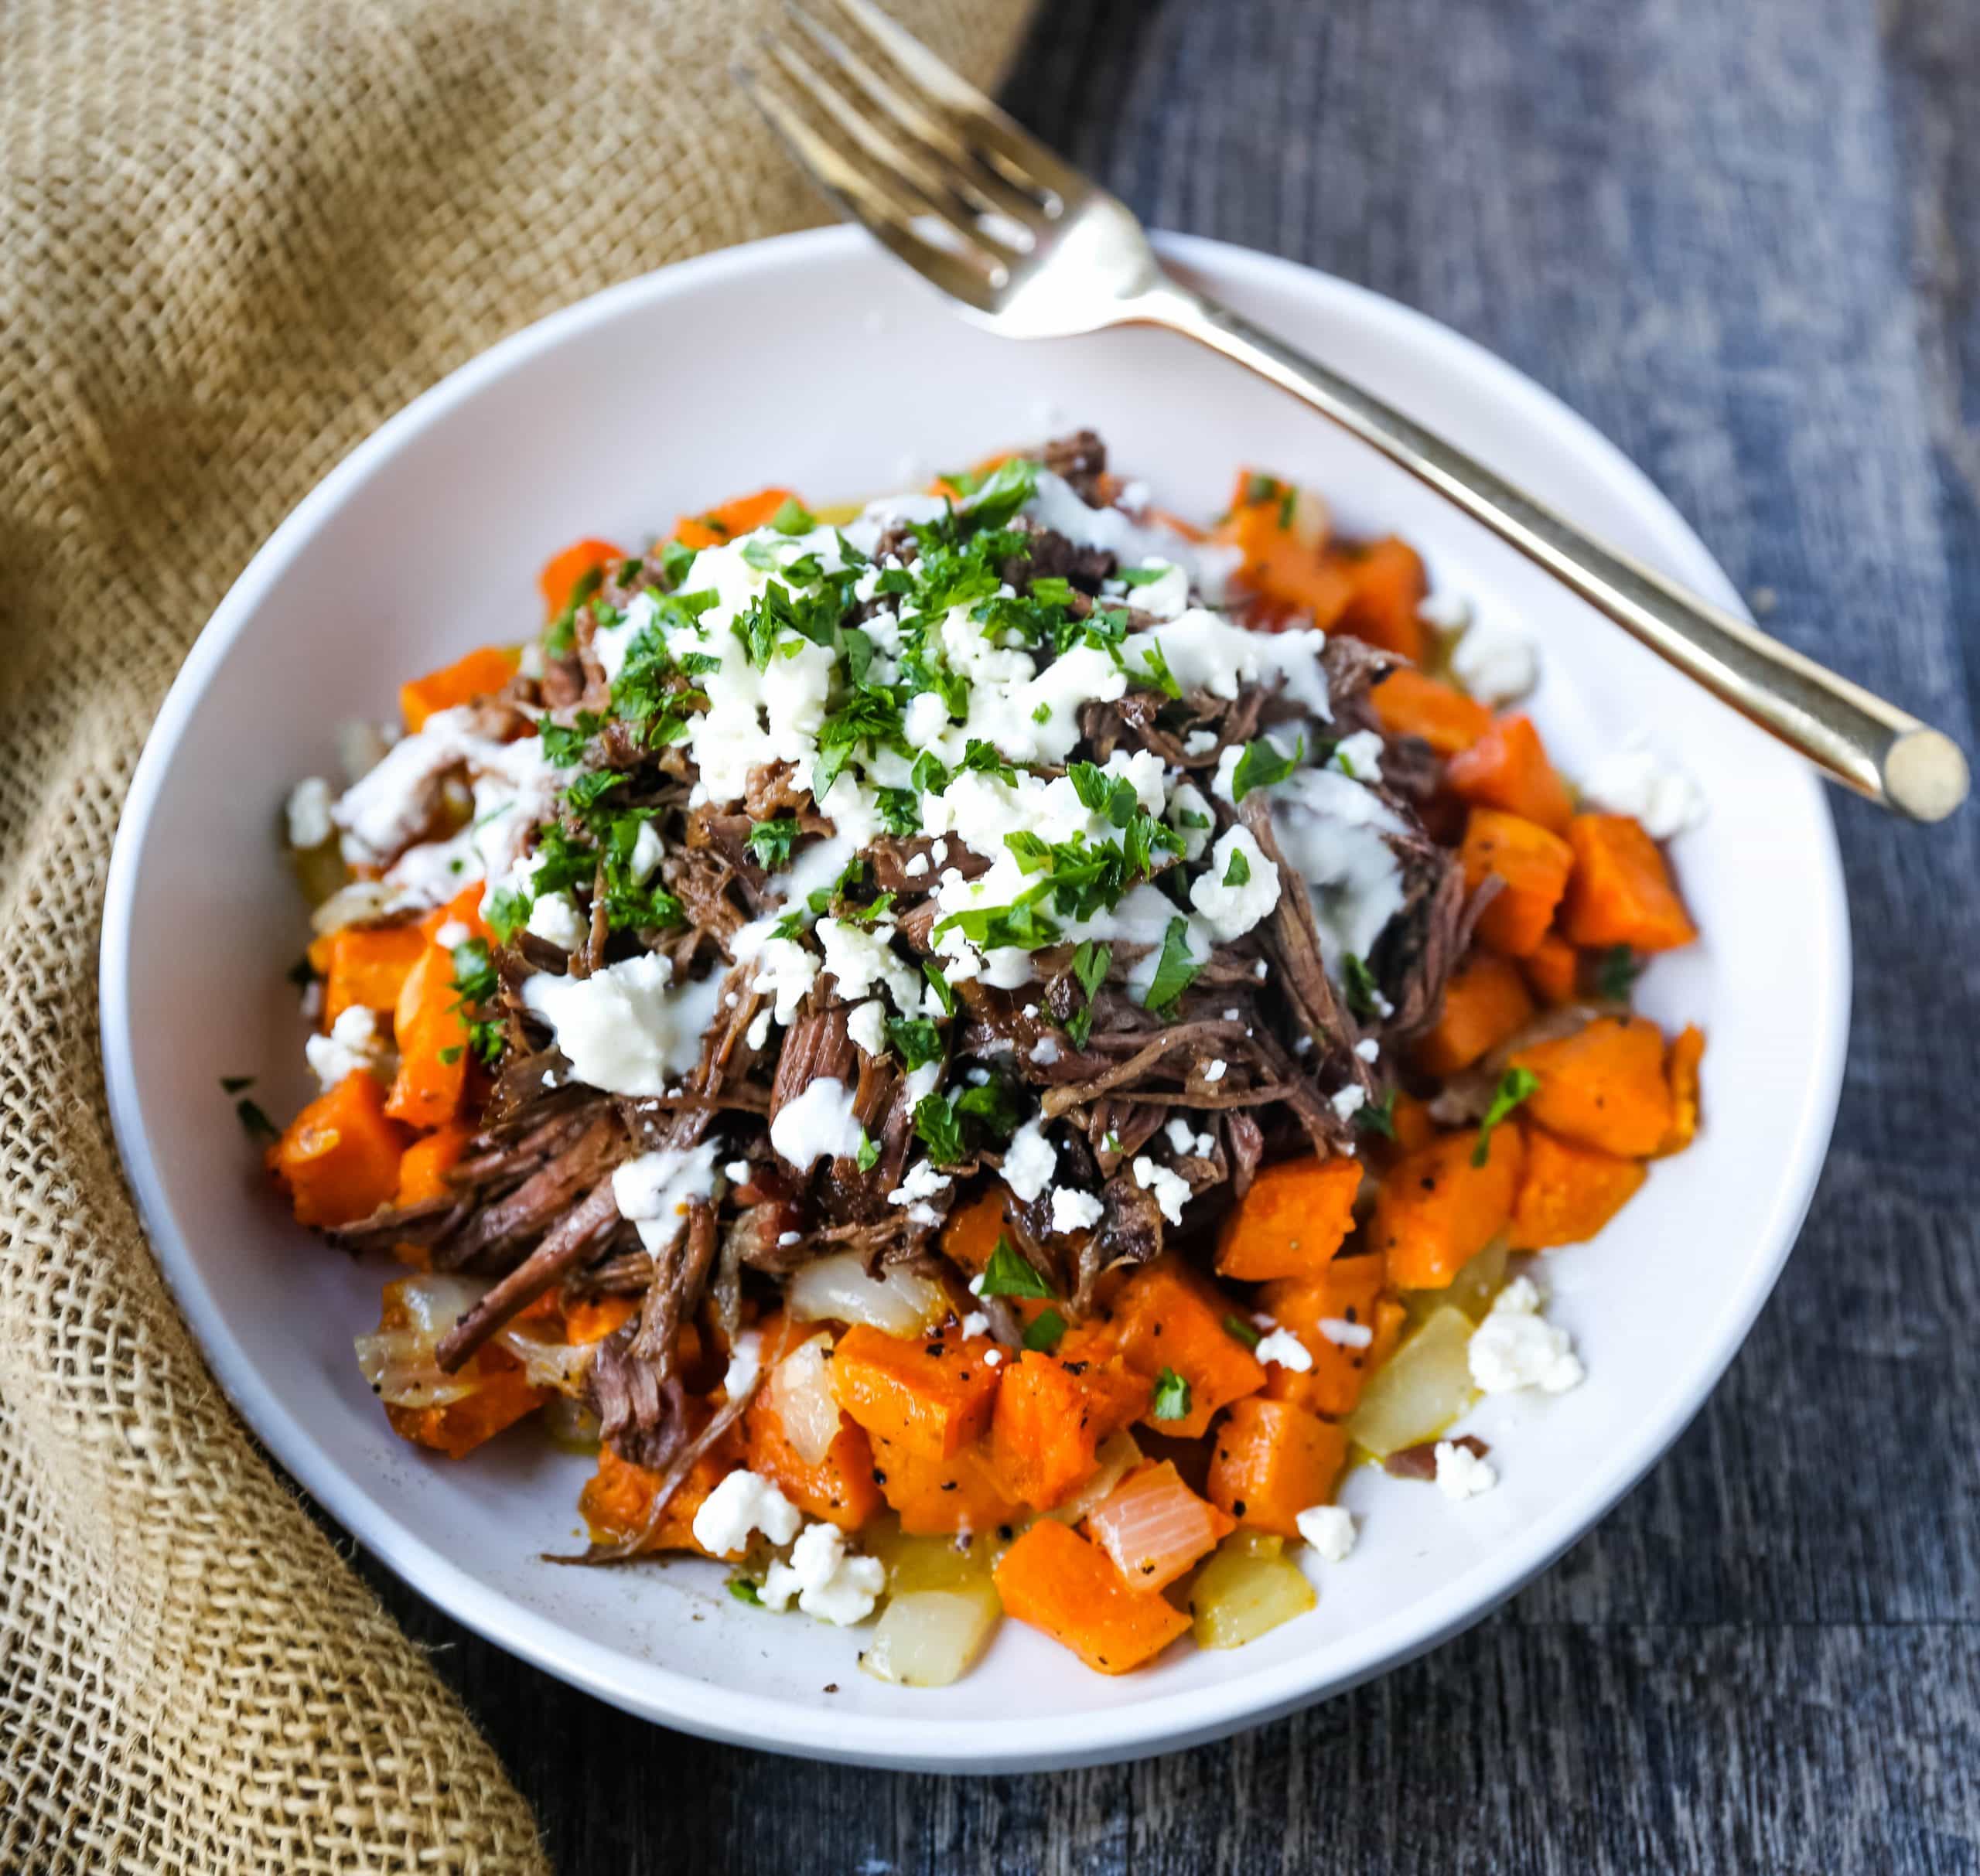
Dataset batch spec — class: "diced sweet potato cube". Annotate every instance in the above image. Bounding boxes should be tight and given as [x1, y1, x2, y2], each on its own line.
[400, 645, 522, 733]
[1412, 950, 1536, 1076]
[990, 1349, 1152, 1510]
[1108, 1256, 1267, 1439]
[1509, 1014, 1674, 1157]
[674, 488, 802, 550]
[270, 1071, 408, 1229]
[828, 1324, 1002, 1462]
[1446, 715, 1573, 833]
[992, 1518, 1192, 1674]
[1370, 1126, 1524, 1290]
[1214, 1155, 1364, 1282]
[1657, 1025, 1706, 1156]
[1508, 1124, 1649, 1250]
[744, 1388, 883, 1532]
[869, 1431, 1022, 1537]
[320, 922, 426, 1028]
[579, 1417, 743, 1557]
[1259, 1254, 1391, 1417]
[1370, 668, 1491, 755]
[1328, 537, 1429, 661]
[538, 537, 624, 619]
[1521, 930, 1579, 1006]
[1206, 1398, 1349, 1539]
[1459, 807, 1575, 957]
[1558, 814, 1698, 953]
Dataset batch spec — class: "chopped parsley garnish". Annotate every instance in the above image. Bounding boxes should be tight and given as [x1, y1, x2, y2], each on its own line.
[483, 886, 531, 945]
[1355, 1089, 1398, 1139]
[1228, 733, 1305, 801]
[1341, 952, 1383, 1021]
[885, 1018, 944, 1070]
[1223, 848, 1251, 888]
[1243, 472, 1297, 529]
[921, 960, 956, 1017]
[855, 1129, 880, 1173]
[954, 1073, 1024, 1141]
[1066, 939, 1111, 1049]
[1115, 564, 1172, 588]
[1022, 1308, 1068, 1354]
[449, 938, 499, 1008]
[876, 787, 921, 837]
[1473, 1066, 1541, 1166]
[1141, 918, 1201, 1015]
[913, 1092, 965, 1165]
[979, 1236, 1053, 1300]
[234, 1097, 278, 1143]
[746, 817, 801, 870]
[538, 712, 599, 766]
[1135, 639, 1183, 699]
[1150, 1367, 1193, 1421]
[726, 1577, 763, 1605]
[770, 496, 817, 534]
[812, 684, 906, 797]
[218, 1074, 255, 1095]
[1223, 1315, 1262, 1351]
[842, 891, 895, 927]
[1597, 945, 1640, 1001]
[958, 457, 1038, 530]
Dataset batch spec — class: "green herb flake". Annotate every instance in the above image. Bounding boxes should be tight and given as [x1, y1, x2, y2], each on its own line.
[1022, 1308, 1068, 1355]
[1150, 1366, 1193, 1422]
[979, 1236, 1054, 1301]
[746, 816, 802, 871]
[921, 960, 956, 1017]
[1473, 1066, 1541, 1167]
[1141, 917, 1202, 1015]
[1355, 1089, 1398, 1139]
[1223, 848, 1251, 888]
[218, 1074, 256, 1095]
[1223, 1315, 1262, 1351]
[855, 1130, 880, 1174]
[1341, 952, 1384, 1021]
[235, 1097, 279, 1144]
[913, 1092, 966, 1166]
[886, 1018, 945, 1071]
[1115, 564, 1172, 588]
[726, 1577, 763, 1605]
[1228, 733, 1304, 801]
[1596, 945, 1640, 1001]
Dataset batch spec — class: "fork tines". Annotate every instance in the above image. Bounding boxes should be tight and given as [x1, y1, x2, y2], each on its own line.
[735, 0, 1077, 308]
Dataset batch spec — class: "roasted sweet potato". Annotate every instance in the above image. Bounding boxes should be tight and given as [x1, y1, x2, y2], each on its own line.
[1507, 1124, 1648, 1249]
[993, 1518, 1191, 1674]
[1206, 1397, 1349, 1539]
[1412, 950, 1536, 1076]
[399, 645, 521, 734]
[1558, 814, 1697, 953]
[1369, 1125, 1524, 1290]
[990, 1348, 1150, 1510]
[1214, 1155, 1363, 1282]
[1327, 537, 1429, 661]
[1509, 1014, 1674, 1157]
[1369, 667, 1491, 755]
[270, 1071, 408, 1228]
[1446, 715, 1573, 834]
[1459, 807, 1575, 957]
[673, 488, 802, 550]
[1109, 1257, 1267, 1439]
[828, 1324, 1002, 1463]
[1259, 1254, 1391, 1418]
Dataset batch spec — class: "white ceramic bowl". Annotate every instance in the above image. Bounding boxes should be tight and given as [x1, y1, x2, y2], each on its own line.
[101, 227, 1849, 1771]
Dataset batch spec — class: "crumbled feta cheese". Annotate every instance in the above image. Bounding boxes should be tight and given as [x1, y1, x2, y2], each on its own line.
[817, 916, 922, 1014]
[1189, 826, 1281, 940]
[760, 1521, 885, 1625]
[691, 1468, 802, 1555]
[722, 1327, 763, 1400]
[983, 1348, 1003, 1367]
[724, 1160, 750, 1185]
[1435, 1441, 1498, 1500]
[961, 1311, 991, 1340]
[1050, 1187, 1104, 1236]
[1416, 590, 1473, 633]
[1031, 1035, 1062, 1066]
[1164, 1117, 1214, 1159]
[1355, 1038, 1380, 1062]
[285, 776, 335, 849]
[1330, 1083, 1367, 1121]
[1132, 1155, 1193, 1226]
[525, 890, 587, 950]
[1467, 1276, 1584, 1394]
[751, 933, 822, 1025]
[433, 919, 469, 950]
[1331, 729, 1386, 783]
[1203, 1059, 1227, 1084]
[1296, 1504, 1357, 1562]
[903, 852, 930, 878]
[1317, 1316, 1374, 1349]
[1269, 767, 1408, 971]
[611, 1141, 722, 1258]
[521, 951, 715, 1096]
[1000, 1118, 1057, 1202]
[967, 1274, 985, 1296]
[769, 1076, 865, 1172]
[304, 1005, 386, 1090]
[1449, 617, 1538, 707]
[627, 819, 665, 884]
[746, 1009, 773, 1051]
[845, 999, 888, 1058]
[889, 1160, 952, 1207]
[1254, 1328, 1313, 1373]
[1580, 737, 1707, 839]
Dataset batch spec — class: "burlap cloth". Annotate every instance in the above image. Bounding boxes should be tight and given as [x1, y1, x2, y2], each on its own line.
[0, 4, 1035, 1867]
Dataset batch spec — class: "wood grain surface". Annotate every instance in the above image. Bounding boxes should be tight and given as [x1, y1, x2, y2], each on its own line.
[350, 1, 1980, 1867]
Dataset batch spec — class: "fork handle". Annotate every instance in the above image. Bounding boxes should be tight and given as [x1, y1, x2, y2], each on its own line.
[1135, 278, 1968, 823]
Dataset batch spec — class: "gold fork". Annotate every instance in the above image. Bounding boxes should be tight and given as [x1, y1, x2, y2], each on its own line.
[736, 0, 1968, 823]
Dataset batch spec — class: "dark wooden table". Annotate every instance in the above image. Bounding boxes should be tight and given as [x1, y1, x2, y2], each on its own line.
[353, 2, 1980, 1867]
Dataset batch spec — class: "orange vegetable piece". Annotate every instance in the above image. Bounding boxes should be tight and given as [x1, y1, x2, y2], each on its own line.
[1521, 930, 1579, 1006]
[1510, 1014, 1674, 1157]
[394, 1119, 471, 1207]
[1259, 1253, 1391, 1417]
[869, 1431, 1022, 1537]
[992, 1518, 1191, 1674]
[989, 1348, 1151, 1510]
[384, 944, 469, 1129]
[1214, 1155, 1362, 1282]
[418, 883, 493, 948]
[1370, 1125, 1524, 1290]
[1108, 1256, 1267, 1440]
[828, 1324, 1002, 1463]
[373, 1281, 544, 1460]
[1459, 807, 1575, 957]
[673, 488, 802, 551]
[317, 920, 427, 1030]
[1086, 1460, 1234, 1592]
[1508, 1124, 1649, 1250]
[1388, 1092, 1436, 1155]
[1370, 667, 1493, 756]
[562, 1294, 638, 1345]
[538, 537, 625, 619]
[939, 1190, 1007, 1275]
[744, 1387, 883, 1533]
[1658, 1024, 1706, 1155]
[1412, 950, 1536, 1076]
[1220, 476, 1356, 629]
[270, 1071, 408, 1228]
[1206, 1397, 1349, 1539]
[1558, 814, 1698, 953]
[1446, 715, 1573, 834]
[1327, 537, 1429, 661]
[399, 644, 522, 734]
[579, 1414, 744, 1556]
[1364, 1297, 1408, 1375]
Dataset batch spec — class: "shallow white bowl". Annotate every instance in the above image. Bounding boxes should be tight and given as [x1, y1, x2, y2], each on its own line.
[101, 227, 1849, 1772]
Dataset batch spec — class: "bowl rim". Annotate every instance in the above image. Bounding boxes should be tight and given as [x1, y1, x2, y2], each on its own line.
[100, 223, 1851, 1771]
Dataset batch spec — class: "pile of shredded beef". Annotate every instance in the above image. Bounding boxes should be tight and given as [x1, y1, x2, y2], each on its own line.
[332, 432, 1483, 1498]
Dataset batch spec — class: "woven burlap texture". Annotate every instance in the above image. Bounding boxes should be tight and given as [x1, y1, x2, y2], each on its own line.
[0, 3, 1034, 1869]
